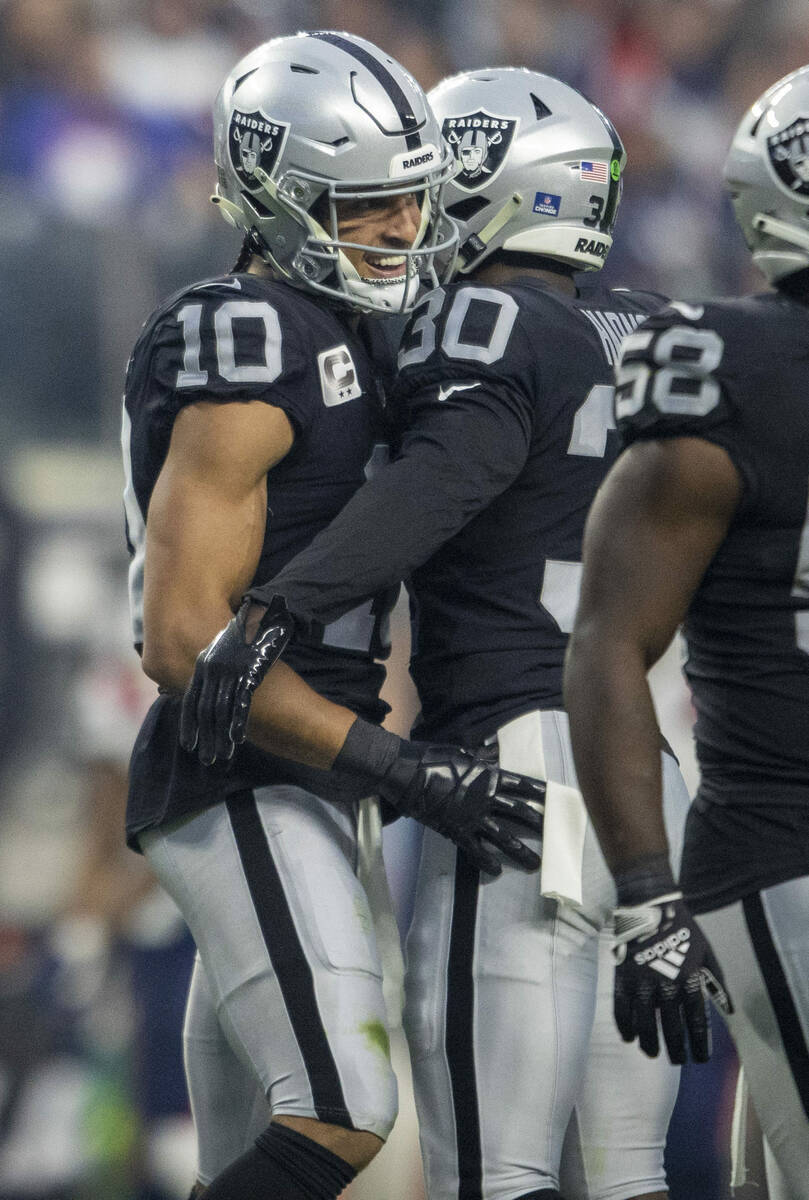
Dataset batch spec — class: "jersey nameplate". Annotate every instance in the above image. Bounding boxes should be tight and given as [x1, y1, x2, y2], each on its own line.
[580, 308, 645, 366]
[318, 345, 363, 406]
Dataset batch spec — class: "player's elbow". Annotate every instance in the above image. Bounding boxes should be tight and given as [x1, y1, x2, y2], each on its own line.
[140, 627, 194, 693]
[564, 614, 633, 704]
[564, 614, 654, 719]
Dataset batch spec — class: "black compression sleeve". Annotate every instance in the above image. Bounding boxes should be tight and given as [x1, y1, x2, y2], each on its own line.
[250, 386, 531, 629]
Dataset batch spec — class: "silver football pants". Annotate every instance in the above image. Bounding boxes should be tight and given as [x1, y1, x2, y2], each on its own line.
[698, 874, 809, 1200]
[404, 709, 689, 1200]
[140, 785, 398, 1185]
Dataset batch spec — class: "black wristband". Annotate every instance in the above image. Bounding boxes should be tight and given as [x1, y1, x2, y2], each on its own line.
[333, 717, 402, 780]
[614, 851, 677, 906]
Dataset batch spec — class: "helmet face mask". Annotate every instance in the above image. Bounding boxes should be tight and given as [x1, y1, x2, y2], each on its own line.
[724, 65, 809, 284]
[270, 170, 442, 313]
[428, 67, 626, 276]
[212, 31, 458, 314]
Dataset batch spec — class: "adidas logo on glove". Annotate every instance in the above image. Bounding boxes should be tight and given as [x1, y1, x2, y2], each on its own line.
[633, 926, 691, 978]
[612, 891, 733, 1063]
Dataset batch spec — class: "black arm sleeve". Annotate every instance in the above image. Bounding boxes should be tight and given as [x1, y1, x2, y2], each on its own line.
[249, 384, 532, 629]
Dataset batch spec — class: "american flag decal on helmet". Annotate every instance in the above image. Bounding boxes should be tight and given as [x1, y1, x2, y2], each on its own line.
[580, 160, 609, 183]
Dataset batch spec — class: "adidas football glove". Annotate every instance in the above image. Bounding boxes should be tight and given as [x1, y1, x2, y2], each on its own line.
[179, 596, 294, 765]
[613, 892, 732, 1064]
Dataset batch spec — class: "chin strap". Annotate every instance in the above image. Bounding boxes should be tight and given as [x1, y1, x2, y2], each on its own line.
[211, 184, 295, 281]
[457, 193, 523, 272]
[212, 170, 327, 285]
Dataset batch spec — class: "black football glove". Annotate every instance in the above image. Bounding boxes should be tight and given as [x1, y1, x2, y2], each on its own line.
[335, 720, 545, 875]
[179, 596, 294, 765]
[381, 741, 545, 875]
[613, 892, 733, 1064]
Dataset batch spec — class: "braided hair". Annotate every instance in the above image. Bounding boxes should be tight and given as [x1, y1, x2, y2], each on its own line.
[230, 233, 256, 273]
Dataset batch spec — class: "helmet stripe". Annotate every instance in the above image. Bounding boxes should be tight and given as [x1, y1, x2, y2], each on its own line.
[308, 31, 423, 150]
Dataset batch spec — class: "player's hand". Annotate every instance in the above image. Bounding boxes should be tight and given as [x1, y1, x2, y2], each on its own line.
[179, 596, 294, 765]
[612, 892, 733, 1064]
[378, 741, 545, 875]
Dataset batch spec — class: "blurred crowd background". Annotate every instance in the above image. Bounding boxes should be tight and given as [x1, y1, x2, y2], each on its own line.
[0, 0, 805, 1196]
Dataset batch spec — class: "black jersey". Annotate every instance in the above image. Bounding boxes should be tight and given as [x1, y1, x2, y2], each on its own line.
[259, 276, 665, 744]
[615, 292, 809, 910]
[402, 278, 666, 742]
[122, 273, 395, 845]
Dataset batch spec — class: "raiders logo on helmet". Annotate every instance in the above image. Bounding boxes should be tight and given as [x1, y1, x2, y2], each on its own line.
[767, 117, 809, 195]
[228, 110, 290, 192]
[442, 110, 519, 192]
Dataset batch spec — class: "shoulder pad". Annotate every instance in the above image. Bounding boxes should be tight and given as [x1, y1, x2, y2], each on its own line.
[138, 275, 320, 407]
[609, 286, 670, 314]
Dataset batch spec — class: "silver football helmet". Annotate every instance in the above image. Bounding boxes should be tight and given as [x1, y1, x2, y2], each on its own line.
[724, 64, 809, 283]
[212, 31, 457, 313]
[428, 67, 625, 274]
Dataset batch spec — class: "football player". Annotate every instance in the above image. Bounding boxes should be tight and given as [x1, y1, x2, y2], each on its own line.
[123, 34, 547, 1200]
[182, 69, 696, 1199]
[564, 66, 809, 1198]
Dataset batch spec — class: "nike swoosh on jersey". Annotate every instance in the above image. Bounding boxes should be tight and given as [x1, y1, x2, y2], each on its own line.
[437, 381, 482, 402]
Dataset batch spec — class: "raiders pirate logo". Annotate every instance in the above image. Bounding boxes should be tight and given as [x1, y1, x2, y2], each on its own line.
[228, 110, 290, 192]
[442, 110, 518, 192]
[767, 117, 809, 195]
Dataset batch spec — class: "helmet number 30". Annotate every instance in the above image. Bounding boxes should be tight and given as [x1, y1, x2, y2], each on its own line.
[615, 325, 725, 420]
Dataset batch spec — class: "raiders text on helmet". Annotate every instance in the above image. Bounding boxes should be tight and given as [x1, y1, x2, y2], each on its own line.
[212, 31, 458, 313]
[428, 67, 625, 274]
[724, 64, 809, 283]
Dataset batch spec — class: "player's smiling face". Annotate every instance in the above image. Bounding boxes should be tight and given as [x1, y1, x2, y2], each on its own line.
[332, 191, 422, 281]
